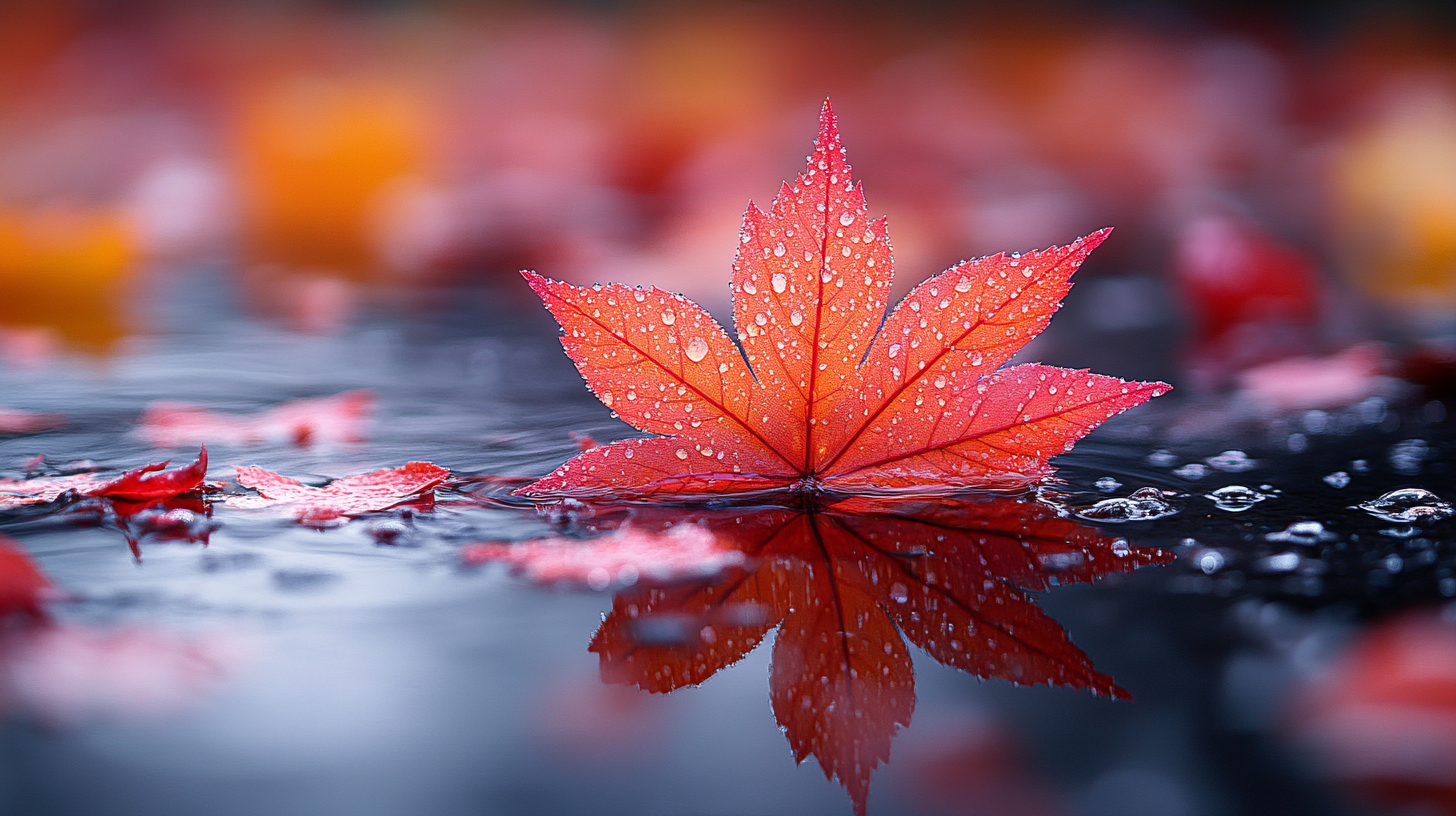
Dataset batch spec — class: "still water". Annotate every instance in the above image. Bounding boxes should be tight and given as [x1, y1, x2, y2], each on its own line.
[0, 269, 1453, 816]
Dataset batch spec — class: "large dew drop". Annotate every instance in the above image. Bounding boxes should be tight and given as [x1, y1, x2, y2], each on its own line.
[1357, 488, 1454, 523]
[772, 273, 788, 293]
[1076, 487, 1179, 522]
[685, 337, 709, 362]
[1206, 485, 1268, 512]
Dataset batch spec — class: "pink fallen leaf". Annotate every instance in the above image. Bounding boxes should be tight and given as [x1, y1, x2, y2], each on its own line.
[137, 390, 374, 448]
[463, 524, 746, 590]
[0, 448, 208, 510]
[0, 408, 64, 435]
[227, 461, 449, 522]
[1237, 344, 1390, 413]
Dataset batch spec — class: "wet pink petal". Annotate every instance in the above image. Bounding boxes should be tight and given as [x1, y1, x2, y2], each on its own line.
[463, 524, 745, 589]
[227, 461, 449, 521]
[1237, 344, 1390, 413]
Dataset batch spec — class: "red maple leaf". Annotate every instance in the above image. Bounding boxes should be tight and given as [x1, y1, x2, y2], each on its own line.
[589, 497, 1172, 816]
[0, 448, 209, 511]
[518, 102, 1168, 499]
[227, 461, 449, 522]
[137, 390, 374, 448]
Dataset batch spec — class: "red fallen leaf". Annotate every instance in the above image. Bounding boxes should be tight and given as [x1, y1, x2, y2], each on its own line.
[1175, 215, 1320, 347]
[463, 524, 747, 589]
[137, 390, 374, 448]
[0, 408, 64, 435]
[588, 497, 1172, 815]
[519, 102, 1168, 499]
[0, 535, 50, 619]
[92, 447, 210, 501]
[1290, 612, 1456, 816]
[227, 461, 449, 522]
[0, 448, 208, 510]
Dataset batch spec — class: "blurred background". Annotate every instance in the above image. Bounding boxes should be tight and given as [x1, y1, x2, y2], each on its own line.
[4, 0, 1456, 385]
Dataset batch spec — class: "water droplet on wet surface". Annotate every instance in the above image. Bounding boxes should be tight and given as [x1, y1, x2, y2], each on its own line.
[1172, 463, 1207, 480]
[1146, 450, 1177, 468]
[1076, 487, 1179, 522]
[1207, 485, 1269, 512]
[1095, 477, 1122, 492]
[839, 211, 855, 226]
[1257, 551, 1301, 573]
[772, 273, 787, 293]
[1389, 439, 1429, 475]
[1266, 520, 1336, 544]
[1197, 550, 1226, 574]
[1357, 488, 1454, 523]
[685, 337, 709, 362]
[1205, 450, 1255, 472]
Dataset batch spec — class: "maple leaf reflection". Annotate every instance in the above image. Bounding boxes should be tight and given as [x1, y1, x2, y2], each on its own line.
[588, 496, 1171, 816]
